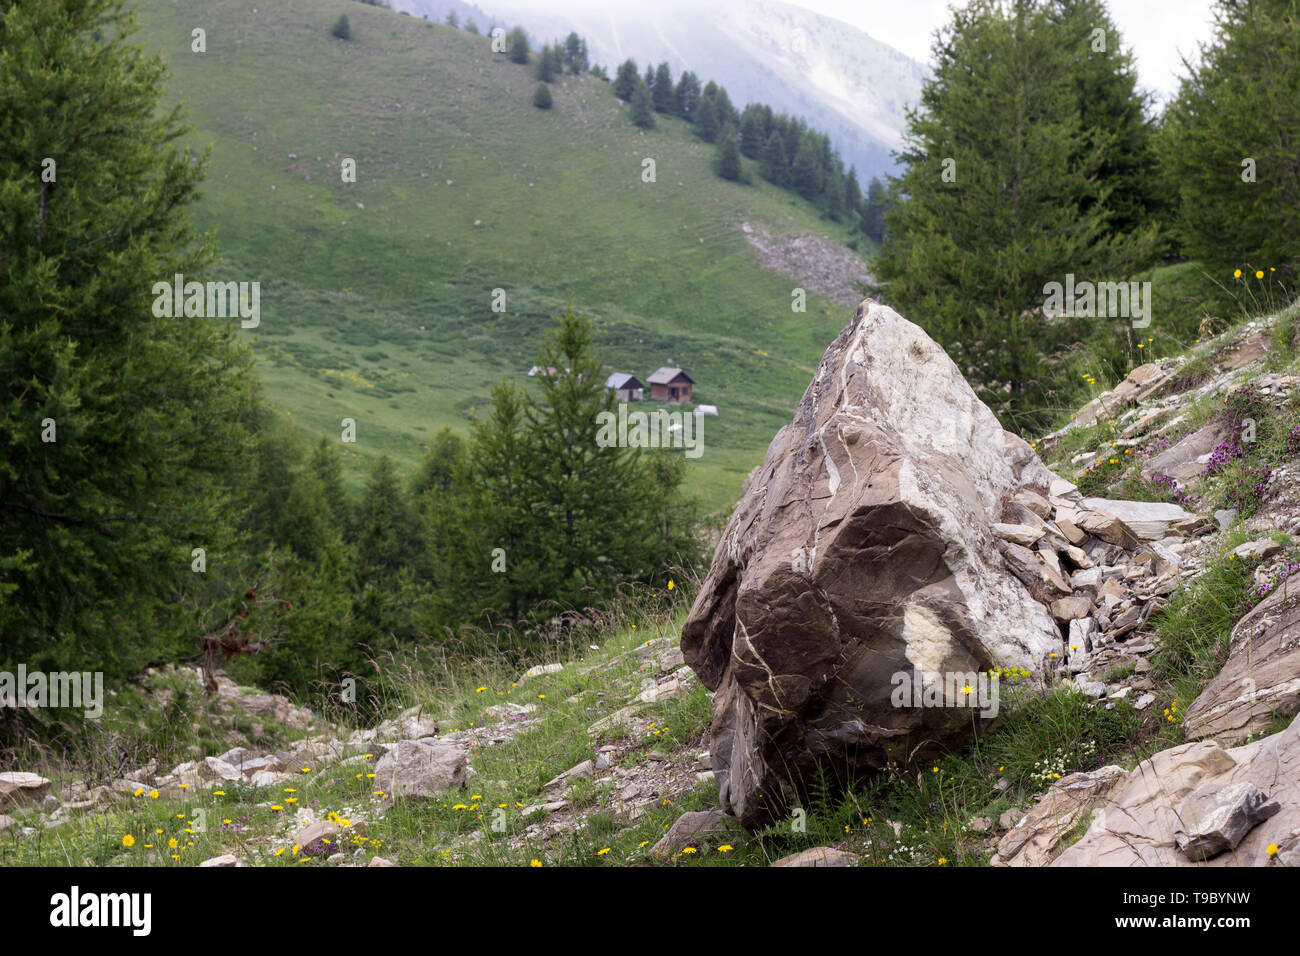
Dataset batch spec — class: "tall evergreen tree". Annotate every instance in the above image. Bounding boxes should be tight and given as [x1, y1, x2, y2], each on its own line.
[739, 104, 768, 158]
[694, 95, 720, 141]
[563, 32, 589, 73]
[791, 134, 824, 199]
[0, 0, 260, 692]
[825, 164, 846, 220]
[861, 176, 888, 242]
[309, 437, 352, 533]
[760, 131, 789, 186]
[844, 166, 862, 217]
[630, 79, 656, 129]
[523, 311, 680, 611]
[716, 127, 743, 181]
[675, 71, 701, 121]
[653, 62, 675, 113]
[1045, 0, 1165, 238]
[536, 43, 562, 82]
[613, 59, 639, 101]
[506, 26, 529, 64]
[870, 0, 1161, 429]
[356, 457, 418, 575]
[1157, 0, 1300, 278]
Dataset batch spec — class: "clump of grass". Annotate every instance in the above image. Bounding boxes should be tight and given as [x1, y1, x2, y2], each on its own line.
[1165, 351, 1217, 393]
[1268, 302, 1299, 369]
[1150, 531, 1256, 706]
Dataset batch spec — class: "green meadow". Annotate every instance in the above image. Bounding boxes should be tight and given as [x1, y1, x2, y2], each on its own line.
[135, 0, 869, 512]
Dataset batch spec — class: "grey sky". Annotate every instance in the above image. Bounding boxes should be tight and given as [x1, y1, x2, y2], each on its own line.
[780, 0, 1219, 101]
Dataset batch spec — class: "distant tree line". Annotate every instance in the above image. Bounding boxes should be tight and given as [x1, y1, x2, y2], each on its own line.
[471, 15, 890, 240]
[609, 56, 890, 237]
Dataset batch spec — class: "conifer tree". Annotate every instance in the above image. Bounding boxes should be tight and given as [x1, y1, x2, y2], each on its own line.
[613, 59, 639, 101]
[716, 127, 743, 181]
[653, 62, 675, 113]
[507, 26, 529, 64]
[0, 0, 259, 687]
[675, 71, 701, 121]
[563, 32, 588, 73]
[1157, 0, 1300, 279]
[871, 0, 1161, 428]
[630, 79, 656, 129]
[760, 131, 789, 185]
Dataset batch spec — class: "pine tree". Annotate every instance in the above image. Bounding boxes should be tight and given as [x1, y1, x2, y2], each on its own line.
[507, 26, 529, 64]
[739, 104, 768, 158]
[1045, 0, 1165, 238]
[613, 59, 639, 101]
[694, 95, 719, 141]
[279, 467, 331, 563]
[653, 62, 675, 113]
[675, 71, 701, 121]
[630, 79, 656, 129]
[760, 131, 789, 185]
[861, 176, 887, 242]
[331, 14, 352, 40]
[825, 165, 846, 220]
[523, 310, 674, 612]
[791, 134, 823, 199]
[871, 0, 1161, 429]
[533, 82, 553, 109]
[356, 457, 418, 574]
[0, 0, 260, 689]
[456, 380, 540, 623]
[716, 127, 743, 181]
[844, 166, 862, 217]
[1157, 0, 1300, 279]
[465, 19, 479, 34]
[445, 10, 459, 28]
[536, 44, 560, 82]
[563, 32, 588, 73]
[309, 437, 352, 533]
[709, 84, 738, 130]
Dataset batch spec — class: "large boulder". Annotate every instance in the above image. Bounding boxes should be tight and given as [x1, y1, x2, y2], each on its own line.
[0, 772, 51, 809]
[1184, 584, 1300, 745]
[1053, 712, 1300, 866]
[372, 739, 467, 801]
[681, 300, 1062, 830]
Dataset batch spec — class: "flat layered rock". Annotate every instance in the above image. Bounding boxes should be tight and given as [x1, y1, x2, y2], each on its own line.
[1079, 498, 1196, 541]
[772, 847, 860, 867]
[1054, 713, 1300, 866]
[1184, 585, 1300, 745]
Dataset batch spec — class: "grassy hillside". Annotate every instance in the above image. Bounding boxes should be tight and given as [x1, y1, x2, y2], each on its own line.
[133, 0, 870, 511]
